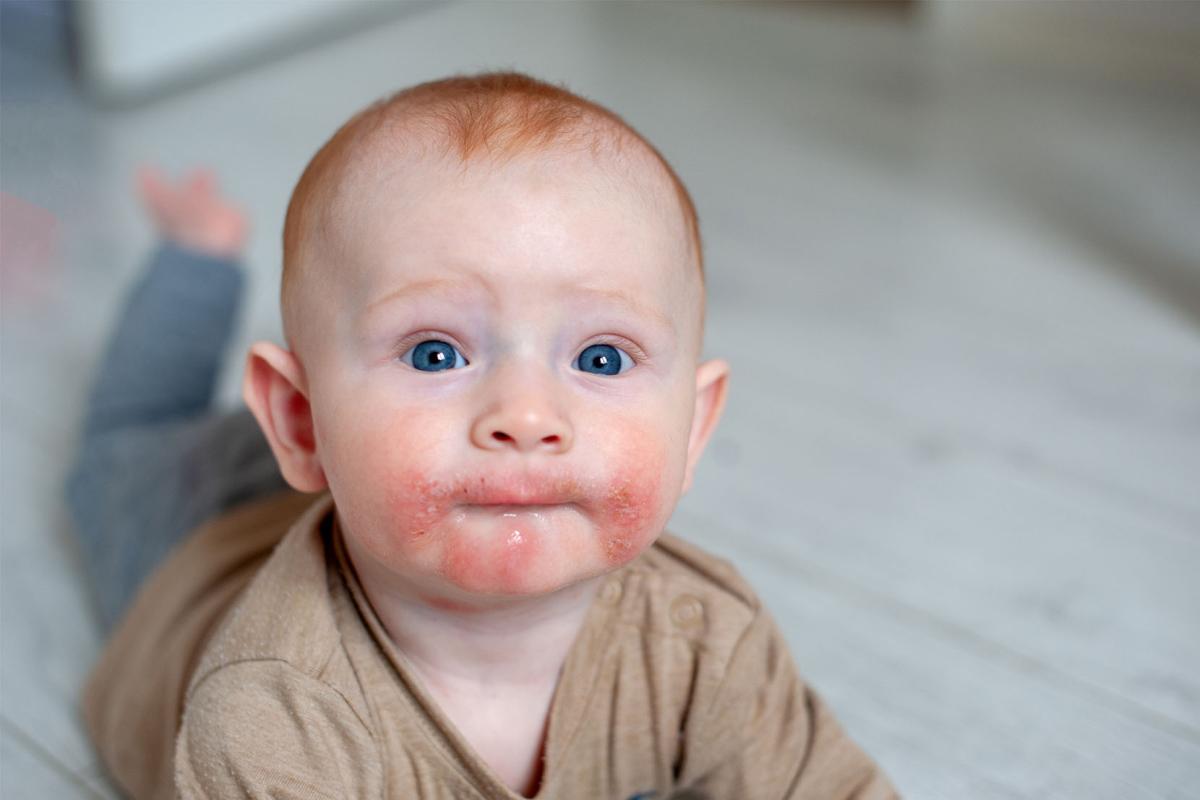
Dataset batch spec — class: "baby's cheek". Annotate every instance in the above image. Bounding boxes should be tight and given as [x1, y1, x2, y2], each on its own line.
[346, 421, 452, 560]
[595, 432, 675, 567]
[381, 470, 455, 548]
[366, 463, 498, 589]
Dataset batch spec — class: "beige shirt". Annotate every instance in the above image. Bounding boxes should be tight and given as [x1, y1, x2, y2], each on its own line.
[82, 489, 899, 799]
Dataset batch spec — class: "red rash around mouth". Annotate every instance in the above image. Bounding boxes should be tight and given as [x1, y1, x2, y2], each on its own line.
[384, 436, 670, 593]
[440, 522, 546, 594]
[596, 467, 663, 567]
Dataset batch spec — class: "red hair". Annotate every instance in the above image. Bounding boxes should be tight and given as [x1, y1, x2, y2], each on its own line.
[281, 71, 703, 355]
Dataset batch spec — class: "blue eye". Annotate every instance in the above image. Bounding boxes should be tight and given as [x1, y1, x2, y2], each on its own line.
[576, 343, 633, 376]
[403, 339, 468, 372]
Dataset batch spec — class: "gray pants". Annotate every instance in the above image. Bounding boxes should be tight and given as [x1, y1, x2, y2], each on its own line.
[63, 243, 289, 634]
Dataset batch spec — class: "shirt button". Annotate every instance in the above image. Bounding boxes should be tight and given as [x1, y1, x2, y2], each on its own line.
[670, 595, 704, 628]
[600, 580, 623, 605]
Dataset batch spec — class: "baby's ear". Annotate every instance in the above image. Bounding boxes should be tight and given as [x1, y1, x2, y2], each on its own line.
[241, 341, 327, 493]
[682, 358, 730, 494]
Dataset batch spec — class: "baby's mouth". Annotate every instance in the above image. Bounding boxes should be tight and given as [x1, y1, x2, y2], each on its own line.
[467, 502, 576, 515]
[456, 474, 584, 509]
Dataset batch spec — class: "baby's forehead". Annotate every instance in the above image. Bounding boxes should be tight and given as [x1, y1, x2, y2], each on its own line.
[310, 133, 704, 351]
[342, 136, 677, 222]
[336, 144, 692, 283]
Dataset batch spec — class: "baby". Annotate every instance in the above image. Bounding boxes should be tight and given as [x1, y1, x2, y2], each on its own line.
[71, 71, 899, 799]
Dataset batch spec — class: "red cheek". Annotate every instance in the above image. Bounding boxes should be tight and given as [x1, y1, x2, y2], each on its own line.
[596, 436, 668, 567]
[372, 422, 676, 587]
[383, 473, 453, 545]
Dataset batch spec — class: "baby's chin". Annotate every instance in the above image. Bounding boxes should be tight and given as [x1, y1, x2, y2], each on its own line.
[428, 504, 661, 597]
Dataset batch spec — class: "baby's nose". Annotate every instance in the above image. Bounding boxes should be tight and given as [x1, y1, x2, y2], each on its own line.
[470, 397, 573, 454]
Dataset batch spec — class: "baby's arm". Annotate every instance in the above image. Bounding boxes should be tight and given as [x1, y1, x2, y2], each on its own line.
[175, 662, 383, 799]
[676, 606, 900, 799]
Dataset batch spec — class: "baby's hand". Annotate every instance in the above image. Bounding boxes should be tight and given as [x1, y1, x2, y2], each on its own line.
[136, 164, 249, 260]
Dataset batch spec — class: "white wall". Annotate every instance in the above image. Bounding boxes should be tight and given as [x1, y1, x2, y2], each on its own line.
[74, 0, 418, 106]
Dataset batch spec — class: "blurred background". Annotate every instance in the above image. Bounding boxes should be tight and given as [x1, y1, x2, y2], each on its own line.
[2, 1, 1198, 797]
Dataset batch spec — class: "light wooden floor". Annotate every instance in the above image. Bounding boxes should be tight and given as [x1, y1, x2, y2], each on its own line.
[2, 2, 1197, 798]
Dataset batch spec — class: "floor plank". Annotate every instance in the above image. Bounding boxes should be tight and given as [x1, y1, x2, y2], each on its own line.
[723, 537, 1200, 800]
[678, 187, 1200, 733]
[0, 425, 109, 775]
[0, 724, 111, 800]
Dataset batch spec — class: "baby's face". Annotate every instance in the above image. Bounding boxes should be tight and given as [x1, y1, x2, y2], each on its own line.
[303, 149, 709, 606]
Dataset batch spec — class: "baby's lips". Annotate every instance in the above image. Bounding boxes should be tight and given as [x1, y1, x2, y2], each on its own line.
[455, 472, 585, 507]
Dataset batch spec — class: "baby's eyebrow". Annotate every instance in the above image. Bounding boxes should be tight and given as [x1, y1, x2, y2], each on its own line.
[361, 277, 490, 320]
[573, 286, 675, 334]
[358, 277, 674, 334]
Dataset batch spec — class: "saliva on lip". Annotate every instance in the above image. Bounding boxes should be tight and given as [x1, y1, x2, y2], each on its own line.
[487, 504, 559, 517]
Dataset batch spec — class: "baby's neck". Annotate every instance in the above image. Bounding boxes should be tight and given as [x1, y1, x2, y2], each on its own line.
[392, 580, 603, 694]
[344, 537, 605, 692]
[343, 539, 604, 797]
